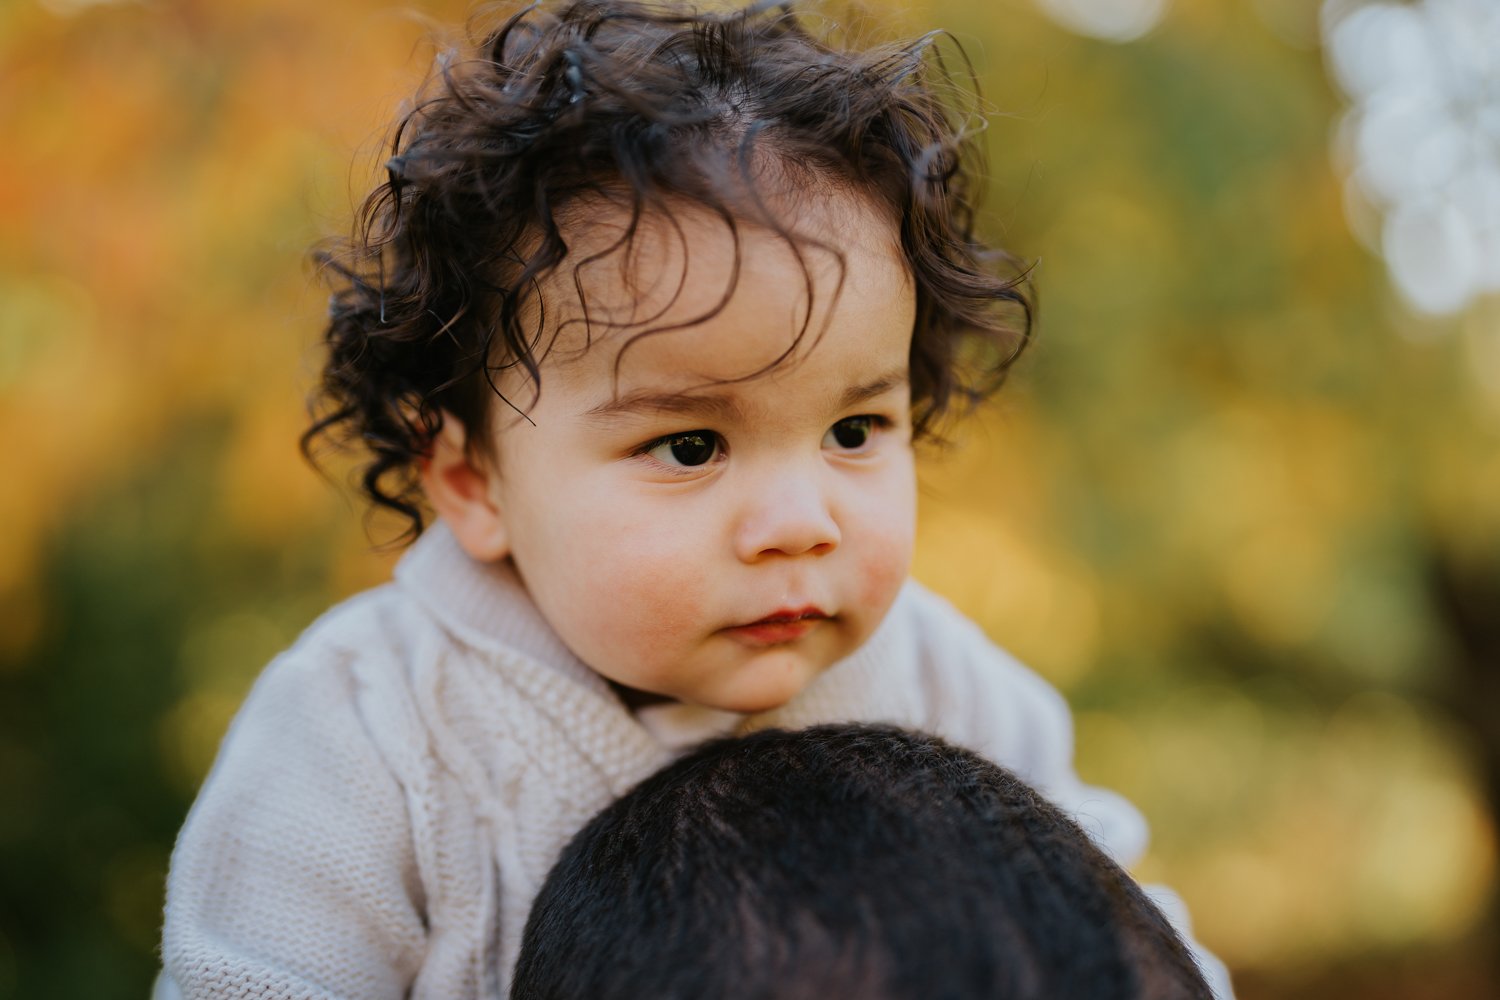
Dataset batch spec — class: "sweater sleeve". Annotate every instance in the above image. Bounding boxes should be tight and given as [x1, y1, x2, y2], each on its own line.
[159, 643, 427, 1000]
[902, 581, 1235, 1000]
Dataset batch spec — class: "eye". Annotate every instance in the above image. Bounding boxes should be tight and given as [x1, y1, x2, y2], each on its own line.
[644, 431, 721, 468]
[823, 415, 879, 451]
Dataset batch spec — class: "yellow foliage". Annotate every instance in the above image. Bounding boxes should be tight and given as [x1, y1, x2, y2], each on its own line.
[6, 0, 1499, 988]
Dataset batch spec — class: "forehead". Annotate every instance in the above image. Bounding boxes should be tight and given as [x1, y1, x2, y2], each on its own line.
[526, 191, 914, 397]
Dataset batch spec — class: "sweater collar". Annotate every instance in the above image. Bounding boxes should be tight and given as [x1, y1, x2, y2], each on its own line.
[393, 521, 602, 690]
[392, 522, 681, 789]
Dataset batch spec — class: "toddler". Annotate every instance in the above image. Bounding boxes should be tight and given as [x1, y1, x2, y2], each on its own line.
[158, 1, 1232, 997]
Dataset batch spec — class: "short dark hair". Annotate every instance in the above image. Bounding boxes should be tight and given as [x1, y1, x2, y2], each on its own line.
[510, 724, 1212, 1000]
[304, 0, 1033, 540]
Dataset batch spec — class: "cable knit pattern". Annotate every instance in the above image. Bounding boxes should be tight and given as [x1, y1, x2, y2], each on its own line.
[158, 523, 1232, 999]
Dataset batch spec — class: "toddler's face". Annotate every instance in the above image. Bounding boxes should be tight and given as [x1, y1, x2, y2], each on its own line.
[460, 194, 916, 712]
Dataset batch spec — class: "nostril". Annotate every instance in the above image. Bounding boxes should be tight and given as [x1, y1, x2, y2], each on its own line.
[733, 473, 841, 561]
[749, 518, 840, 560]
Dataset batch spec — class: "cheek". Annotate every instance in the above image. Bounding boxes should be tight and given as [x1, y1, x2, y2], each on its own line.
[856, 530, 913, 616]
[543, 496, 715, 659]
[849, 468, 917, 615]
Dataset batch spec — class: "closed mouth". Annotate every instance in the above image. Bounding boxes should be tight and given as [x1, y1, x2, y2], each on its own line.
[744, 607, 829, 627]
[724, 607, 831, 646]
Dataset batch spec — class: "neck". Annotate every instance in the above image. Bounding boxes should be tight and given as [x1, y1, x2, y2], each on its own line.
[608, 679, 676, 711]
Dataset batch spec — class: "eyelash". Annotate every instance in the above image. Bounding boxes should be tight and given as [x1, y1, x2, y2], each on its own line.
[637, 430, 726, 473]
[823, 414, 889, 451]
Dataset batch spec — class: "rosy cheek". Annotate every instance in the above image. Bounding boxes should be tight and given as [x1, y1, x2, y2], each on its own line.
[852, 509, 915, 618]
[583, 532, 713, 651]
[857, 548, 909, 617]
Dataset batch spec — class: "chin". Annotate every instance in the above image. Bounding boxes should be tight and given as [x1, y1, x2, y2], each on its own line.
[712, 672, 818, 715]
[713, 691, 799, 715]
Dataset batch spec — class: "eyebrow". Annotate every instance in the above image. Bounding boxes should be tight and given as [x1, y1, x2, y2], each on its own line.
[838, 368, 909, 411]
[583, 366, 910, 425]
[583, 389, 743, 425]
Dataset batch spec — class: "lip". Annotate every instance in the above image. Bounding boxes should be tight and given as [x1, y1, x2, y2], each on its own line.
[724, 606, 830, 647]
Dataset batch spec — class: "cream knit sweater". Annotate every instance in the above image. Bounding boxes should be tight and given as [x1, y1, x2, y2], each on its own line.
[158, 523, 1230, 999]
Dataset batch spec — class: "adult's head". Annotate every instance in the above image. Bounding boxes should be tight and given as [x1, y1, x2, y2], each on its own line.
[511, 724, 1212, 1000]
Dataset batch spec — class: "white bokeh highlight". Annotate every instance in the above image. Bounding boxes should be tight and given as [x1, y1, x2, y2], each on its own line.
[1035, 0, 1170, 43]
[1324, 0, 1500, 316]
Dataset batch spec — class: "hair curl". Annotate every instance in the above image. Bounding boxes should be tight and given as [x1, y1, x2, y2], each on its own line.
[304, 0, 1033, 541]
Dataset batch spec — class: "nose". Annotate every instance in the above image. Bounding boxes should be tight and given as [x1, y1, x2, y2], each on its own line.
[733, 464, 841, 562]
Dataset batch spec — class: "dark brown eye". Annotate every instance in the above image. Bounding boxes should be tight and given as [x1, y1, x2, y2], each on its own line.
[647, 432, 719, 467]
[824, 416, 874, 450]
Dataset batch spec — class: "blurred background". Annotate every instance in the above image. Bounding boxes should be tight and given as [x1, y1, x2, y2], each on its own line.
[2, 0, 1497, 996]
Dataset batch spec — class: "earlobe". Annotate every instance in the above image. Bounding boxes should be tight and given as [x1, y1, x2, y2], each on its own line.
[420, 414, 510, 562]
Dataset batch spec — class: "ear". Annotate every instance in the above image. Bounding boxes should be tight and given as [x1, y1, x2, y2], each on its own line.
[420, 414, 510, 562]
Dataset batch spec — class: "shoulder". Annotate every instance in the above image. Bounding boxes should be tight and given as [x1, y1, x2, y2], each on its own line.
[283, 581, 428, 673]
[238, 581, 467, 729]
[888, 580, 1070, 714]
[879, 580, 1075, 775]
[888, 580, 1152, 867]
[189, 583, 418, 803]
[162, 586, 440, 997]
[175, 578, 474, 862]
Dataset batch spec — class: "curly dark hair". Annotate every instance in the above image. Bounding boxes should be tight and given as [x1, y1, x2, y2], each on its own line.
[304, 0, 1033, 541]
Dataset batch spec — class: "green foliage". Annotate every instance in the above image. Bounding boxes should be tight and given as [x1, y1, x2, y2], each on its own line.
[0, 419, 347, 998]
